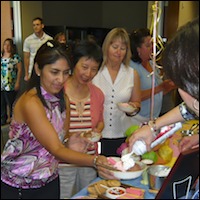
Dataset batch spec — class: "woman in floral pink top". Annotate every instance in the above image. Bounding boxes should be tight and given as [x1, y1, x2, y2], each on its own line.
[1, 40, 115, 199]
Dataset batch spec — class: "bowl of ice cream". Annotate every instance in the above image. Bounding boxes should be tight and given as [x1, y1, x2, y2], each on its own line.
[107, 157, 147, 180]
[117, 102, 138, 113]
[81, 131, 101, 142]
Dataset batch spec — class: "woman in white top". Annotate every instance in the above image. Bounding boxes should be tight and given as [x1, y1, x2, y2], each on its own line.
[92, 28, 141, 156]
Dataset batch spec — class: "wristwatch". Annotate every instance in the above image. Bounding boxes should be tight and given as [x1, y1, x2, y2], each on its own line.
[63, 138, 68, 145]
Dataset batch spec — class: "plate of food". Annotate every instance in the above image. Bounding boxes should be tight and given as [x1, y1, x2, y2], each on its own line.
[81, 131, 101, 142]
[117, 102, 138, 113]
[107, 157, 147, 180]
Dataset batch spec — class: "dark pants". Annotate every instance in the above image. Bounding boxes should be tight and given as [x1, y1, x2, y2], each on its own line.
[1, 177, 60, 199]
[100, 137, 126, 157]
[1, 90, 17, 124]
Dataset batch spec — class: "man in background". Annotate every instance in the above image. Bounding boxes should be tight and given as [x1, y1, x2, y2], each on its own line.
[23, 17, 52, 81]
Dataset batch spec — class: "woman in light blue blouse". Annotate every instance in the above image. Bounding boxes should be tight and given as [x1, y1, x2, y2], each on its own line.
[129, 28, 176, 124]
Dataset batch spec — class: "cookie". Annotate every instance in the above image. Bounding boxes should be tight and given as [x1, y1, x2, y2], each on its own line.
[87, 185, 97, 195]
[98, 179, 108, 187]
[94, 183, 107, 195]
[107, 179, 121, 187]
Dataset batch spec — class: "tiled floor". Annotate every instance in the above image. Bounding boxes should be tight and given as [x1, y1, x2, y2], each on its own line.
[1, 124, 10, 153]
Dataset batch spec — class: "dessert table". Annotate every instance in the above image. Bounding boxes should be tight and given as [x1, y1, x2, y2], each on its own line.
[71, 120, 199, 199]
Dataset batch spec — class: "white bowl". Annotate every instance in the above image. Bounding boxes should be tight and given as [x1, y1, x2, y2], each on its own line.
[105, 186, 126, 199]
[117, 102, 138, 113]
[109, 157, 147, 180]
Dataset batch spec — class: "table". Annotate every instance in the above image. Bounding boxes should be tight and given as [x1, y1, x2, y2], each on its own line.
[71, 120, 199, 199]
[71, 176, 156, 199]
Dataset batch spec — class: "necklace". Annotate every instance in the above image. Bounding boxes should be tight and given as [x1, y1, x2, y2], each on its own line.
[69, 94, 90, 122]
[76, 100, 85, 118]
[67, 78, 91, 121]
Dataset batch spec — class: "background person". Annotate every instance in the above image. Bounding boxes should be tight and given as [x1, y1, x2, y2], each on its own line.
[23, 17, 53, 81]
[54, 32, 72, 61]
[1, 38, 22, 125]
[92, 27, 141, 156]
[1, 40, 115, 199]
[128, 17, 199, 154]
[59, 40, 104, 199]
[54, 32, 67, 44]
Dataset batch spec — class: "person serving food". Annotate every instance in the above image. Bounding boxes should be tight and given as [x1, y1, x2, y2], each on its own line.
[128, 17, 199, 154]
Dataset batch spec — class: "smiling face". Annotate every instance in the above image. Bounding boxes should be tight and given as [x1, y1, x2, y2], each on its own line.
[73, 57, 99, 84]
[36, 58, 71, 95]
[107, 39, 127, 65]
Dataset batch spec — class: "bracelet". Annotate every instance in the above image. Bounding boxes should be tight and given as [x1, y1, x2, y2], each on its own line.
[143, 120, 158, 138]
[126, 107, 140, 117]
[93, 155, 99, 169]
[148, 120, 158, 137]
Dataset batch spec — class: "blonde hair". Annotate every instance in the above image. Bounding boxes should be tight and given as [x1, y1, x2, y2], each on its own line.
[101, 27, 132, 69]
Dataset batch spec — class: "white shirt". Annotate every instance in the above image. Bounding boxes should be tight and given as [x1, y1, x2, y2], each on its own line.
[92, 64, 135, 138]
[23, 32, 53, 75]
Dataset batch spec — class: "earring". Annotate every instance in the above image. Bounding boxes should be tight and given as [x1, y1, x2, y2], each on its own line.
[192, 99, 199, 111]
[37, 74, 40, 76]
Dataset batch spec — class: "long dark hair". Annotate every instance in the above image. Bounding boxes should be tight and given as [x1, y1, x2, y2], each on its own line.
[162, 17, 199, 101]
[22, 40, 71, 111]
